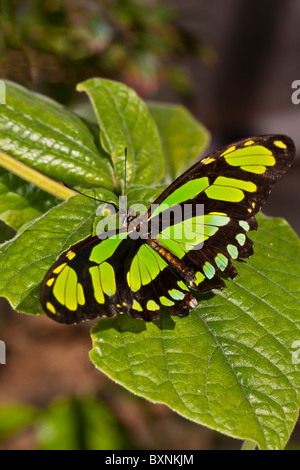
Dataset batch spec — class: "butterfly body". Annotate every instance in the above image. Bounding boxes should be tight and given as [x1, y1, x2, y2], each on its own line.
[40, 135, 295, 324]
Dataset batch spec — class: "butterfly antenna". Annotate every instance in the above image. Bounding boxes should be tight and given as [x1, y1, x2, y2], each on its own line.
[60, 181, 119, 211]
[124, 147, 127, 196]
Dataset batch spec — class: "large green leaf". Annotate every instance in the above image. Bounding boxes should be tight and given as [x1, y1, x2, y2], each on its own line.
[77, 78, 164, 189]
[0, 81, 114, 190]
[90, 214, 300, 450]
[148, 102, 210, 179]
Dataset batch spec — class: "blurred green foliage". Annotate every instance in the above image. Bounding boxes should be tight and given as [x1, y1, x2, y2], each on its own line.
[0, 0, 208, 104]
[0, 396, 133, 450]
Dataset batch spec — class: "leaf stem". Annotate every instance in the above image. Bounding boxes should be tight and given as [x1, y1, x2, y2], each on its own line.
[0, 151, 76, 200]
[241, 439, 257, 450]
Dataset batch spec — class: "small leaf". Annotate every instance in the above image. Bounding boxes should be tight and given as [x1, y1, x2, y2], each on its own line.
[148, 102, 210, 179]
[0, 80, 114, 191]
[90, 214, 300, 450]
[0, 168, 59, 230]
[77, 78, 164, 189]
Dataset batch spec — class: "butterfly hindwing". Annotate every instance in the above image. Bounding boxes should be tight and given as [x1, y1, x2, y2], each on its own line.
[40, 230, 132, 324]
[40, 134, 295, 323]
[125, 243, 198, 321]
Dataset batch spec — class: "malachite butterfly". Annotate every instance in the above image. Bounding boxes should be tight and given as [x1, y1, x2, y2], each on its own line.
[40, 135, 295, 324]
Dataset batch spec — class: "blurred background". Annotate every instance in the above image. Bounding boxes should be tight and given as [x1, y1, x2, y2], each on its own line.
[0, 0, 299, 450]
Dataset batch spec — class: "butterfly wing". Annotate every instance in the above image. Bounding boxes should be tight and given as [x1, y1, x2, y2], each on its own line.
[149, 135, 295, 219]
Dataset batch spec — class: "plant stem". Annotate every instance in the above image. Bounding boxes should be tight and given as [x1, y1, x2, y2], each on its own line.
[0, 151, 75, 200]
[241, 439, 257, 450]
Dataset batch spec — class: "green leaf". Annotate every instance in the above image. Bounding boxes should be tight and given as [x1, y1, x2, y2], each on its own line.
[77, 78, 164, 189]
[90, 214, 300, 450]
[0, 189, 118, 315]
[36, 397, 128, 450]
[127, 184, 167, 207]
[148, 102, 210, 179]
[0, 168, 59, 230]
[0, 405, 37, 438]
[0, 80, 114, 191]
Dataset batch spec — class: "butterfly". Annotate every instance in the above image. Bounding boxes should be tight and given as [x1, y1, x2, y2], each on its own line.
[40, 135, 295, 324]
